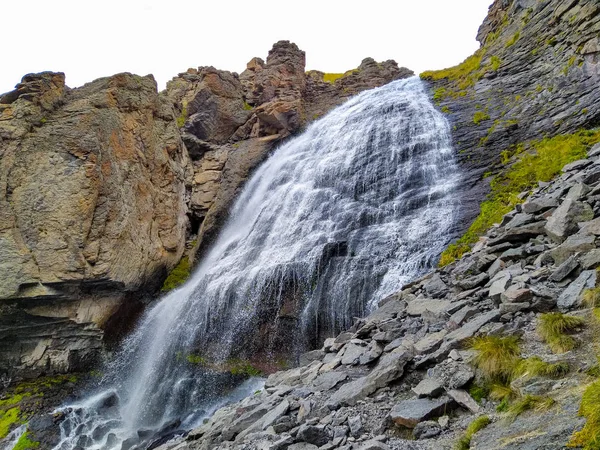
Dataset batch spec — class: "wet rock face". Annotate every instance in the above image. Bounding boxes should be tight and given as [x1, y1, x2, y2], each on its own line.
[165, 40, 413, 259]
[0, 72, 190, 378]
[426, 0, 600, 235]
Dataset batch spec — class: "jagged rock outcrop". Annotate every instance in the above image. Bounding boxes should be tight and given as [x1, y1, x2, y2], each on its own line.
[423, 0, 600, 233]
[148, 144, 600, 450]
[0, 72, 190, 379]
[164, 41, 413, 258]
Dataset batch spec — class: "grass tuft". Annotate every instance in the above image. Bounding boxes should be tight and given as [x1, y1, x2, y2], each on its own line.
[569, 379, 600, 449]
[583, 288, 600, 308]
[538, 313, 585, 353]
[454, 415, 491, 450]
[514, 356, 570, 379]
[506, 395, 555, 422]
[470, 335, 521, 383]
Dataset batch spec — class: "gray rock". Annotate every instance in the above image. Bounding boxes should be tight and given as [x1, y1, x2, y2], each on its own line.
[389, 396, 454, 428]
[341, 342, 367, 365]
[270, 435, 295, 450]
[288, 444, 318, 450]
[549, 255, 580, 282]
[412, 420, 442, 439]
[581, 248, 600, 269]
[359, 341, 384, 365]
[299, 350, 325, 366]
[354, 440, 390, 450]
[447, 389, 480, 413]
[487, 258, 506, 278]
[348, 415, 363, 438]
[578, 217, 600, 235]
[488, 273, 511, 301]
[550, 234, 595, 265]
[544, 199, 594, 243]
[522, 198, 558, 214]
[414, 330, 447, 354]
[448, 306, 479, 327]
[499, 302, 530, 314]
[406, 298, 452, 317]
[563, 160, 593, 172]
[557, 270, 597, 311]
[412, 378, 444, 398]
[566, 183, 591, 200]
[457, 272, 490, 290]
[296, 424, 330, 447]
[326, 346, 412, 409]
[311, 371, 348, 392]
[500, 288, 533, 303]
[505, 212, 536, 228]
[500, 247, 527, 260]
[488, 222, 546, 245]
[424, 273, 448, 298]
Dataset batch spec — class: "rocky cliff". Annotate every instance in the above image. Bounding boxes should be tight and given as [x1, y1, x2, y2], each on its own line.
[164, 41, 413, 259]
[0, 43, 412, 381]
[0, 72, 190, 379]
[423, 0, 600, 233]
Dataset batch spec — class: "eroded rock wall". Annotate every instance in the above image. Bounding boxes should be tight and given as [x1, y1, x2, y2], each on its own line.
[0, 72, 190, 378]
[164, 41, 414, 259]
[425, 0, 600, 233]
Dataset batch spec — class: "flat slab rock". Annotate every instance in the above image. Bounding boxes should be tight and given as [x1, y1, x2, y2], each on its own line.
[389, 396, 455, 428]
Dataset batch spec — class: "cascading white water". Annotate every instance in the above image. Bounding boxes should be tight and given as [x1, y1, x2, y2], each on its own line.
[48, 77, 461, 450]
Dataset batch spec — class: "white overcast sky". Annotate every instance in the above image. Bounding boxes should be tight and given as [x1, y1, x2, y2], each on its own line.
[1, 0, 493, 94]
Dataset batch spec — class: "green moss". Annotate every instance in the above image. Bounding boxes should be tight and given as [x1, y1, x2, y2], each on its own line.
[441, 106, 451, 114]
[433, 88, 448, 102]
[12, 431, 40, 450]
[243, 101, 253, 111]
[473, 111, 491, 125]
[421, 52, 484, 97]
[323, 73, 344, 83]
[227, 359, 262, 377]
[0, 407, 20, 439]
[176, 103, 188, 128]
[490, 56, 502, 72]
[186, 354, 207, 365]
[454, 415, 491, 450]
[505, 32, 521, 48]
[469, 383, 490, 403]
[440, 129, 600, 266]
[161, 257, 191, 292]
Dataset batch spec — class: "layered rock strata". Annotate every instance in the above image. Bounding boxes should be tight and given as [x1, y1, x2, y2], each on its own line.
[0, 72, 190, 378]
[424, 0, 600, 232]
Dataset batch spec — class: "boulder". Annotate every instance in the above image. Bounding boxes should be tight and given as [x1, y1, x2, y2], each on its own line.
[557, 270, 597, 311]
[412, 379, 444, 398]
[296, 424, 330, 447]
[389, 396, 455, 428]
[550, 234, 595, 265]
[412, 420, 442, 439]
[549, 255, 581, 282]
[544, 200, 594, 243]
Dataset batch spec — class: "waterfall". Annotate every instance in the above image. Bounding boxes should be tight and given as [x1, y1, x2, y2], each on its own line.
[48, 77, 460, 450]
